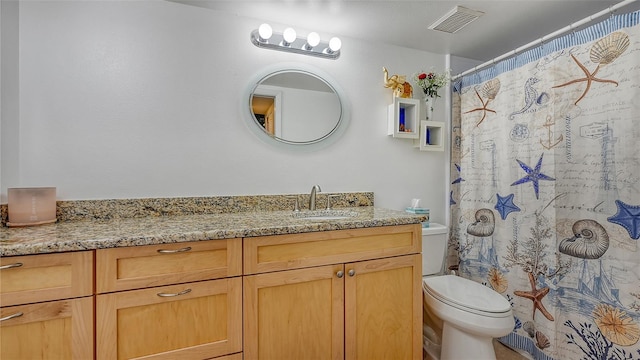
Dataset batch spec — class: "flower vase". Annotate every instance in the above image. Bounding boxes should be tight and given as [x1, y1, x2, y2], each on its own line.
[424, 96, 435, 120]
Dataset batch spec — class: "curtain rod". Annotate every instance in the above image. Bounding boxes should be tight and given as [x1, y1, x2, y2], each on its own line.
[452, 0, 639, 80]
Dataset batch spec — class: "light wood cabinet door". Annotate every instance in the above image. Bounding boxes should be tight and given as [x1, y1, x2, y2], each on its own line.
[97, 277, 242, 360]
[244, 255, 422, 360]
[0, 251, 93, 307]
[0, 297, 94, 360]
[96, 239, 242, 293]
[345, 254, 422, 360]
[243, 264, 345, 360]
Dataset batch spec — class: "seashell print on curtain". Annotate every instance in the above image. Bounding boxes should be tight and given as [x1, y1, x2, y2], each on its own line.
[450, 10, 640, 360]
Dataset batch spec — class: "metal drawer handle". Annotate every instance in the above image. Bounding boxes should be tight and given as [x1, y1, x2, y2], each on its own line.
[157, 246, 192, 254]
[0, 262, 23, 270]
[157, 289, 192, 297]
[348, 269, 355, 277]
[0, 312, 24, 322]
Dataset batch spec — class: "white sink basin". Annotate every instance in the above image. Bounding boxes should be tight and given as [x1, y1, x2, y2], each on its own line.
[292, 210, 359, 221]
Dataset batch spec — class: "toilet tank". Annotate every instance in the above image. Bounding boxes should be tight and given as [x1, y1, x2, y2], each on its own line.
[422, 223, 449, 276]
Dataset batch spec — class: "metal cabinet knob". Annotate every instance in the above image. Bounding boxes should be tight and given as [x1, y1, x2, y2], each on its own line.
[348, 269, 355, 277]
[336, 270, 344, 278]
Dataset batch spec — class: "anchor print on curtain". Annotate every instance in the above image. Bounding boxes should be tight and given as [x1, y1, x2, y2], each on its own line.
[450, 10, 640, 360]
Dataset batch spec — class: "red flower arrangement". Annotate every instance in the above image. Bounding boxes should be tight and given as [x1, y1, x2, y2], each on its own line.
[413, 70, 450, 98]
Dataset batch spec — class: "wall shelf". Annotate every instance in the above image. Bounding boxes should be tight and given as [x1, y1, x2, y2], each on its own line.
[419, 120, 445, 151]
[388, 98, 420, 139]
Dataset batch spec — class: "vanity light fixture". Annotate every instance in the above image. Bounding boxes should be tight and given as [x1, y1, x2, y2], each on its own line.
[326, 37, 342, 54]
[305, 32, 320, 50]
[281, 27, 297, 47]
[250, 23, 341, 59]
[257, 23, 273, 43]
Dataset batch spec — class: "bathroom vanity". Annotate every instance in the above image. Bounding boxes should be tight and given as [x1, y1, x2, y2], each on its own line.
[243, 225, 421, 360]
[0, 194, 425, 360]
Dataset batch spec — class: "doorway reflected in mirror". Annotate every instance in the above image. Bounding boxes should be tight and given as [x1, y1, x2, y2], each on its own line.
[252, 95, 275, 135]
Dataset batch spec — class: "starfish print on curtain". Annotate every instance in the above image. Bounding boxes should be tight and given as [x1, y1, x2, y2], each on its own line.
[495, 193, 521, 220]
[514, 272, 554, 321]
[552, 32, 629, 105]
[510, 154, 555, 199]
[607, 199, 640, 240]
[463, 78, 500, 126]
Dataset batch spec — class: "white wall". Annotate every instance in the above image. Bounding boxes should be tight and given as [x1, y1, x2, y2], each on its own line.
[1, 0, 20, 200]
[450, 56, 484, 77]
[0, 0, 449, 223]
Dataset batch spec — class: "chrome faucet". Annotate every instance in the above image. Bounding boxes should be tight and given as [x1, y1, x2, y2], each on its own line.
[309, 185, 322, 210]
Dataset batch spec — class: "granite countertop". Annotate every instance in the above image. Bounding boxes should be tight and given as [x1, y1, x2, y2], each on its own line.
[0, 207, 426, 257]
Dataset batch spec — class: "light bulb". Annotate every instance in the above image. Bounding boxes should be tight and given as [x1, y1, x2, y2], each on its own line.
[306, 32, 320, 48]
[329, 37, 342, 52]
[282, 27, 297, 45]
[258, 23, 272, 42]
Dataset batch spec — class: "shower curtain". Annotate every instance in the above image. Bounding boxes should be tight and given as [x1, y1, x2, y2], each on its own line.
[450, 10, 640, 360]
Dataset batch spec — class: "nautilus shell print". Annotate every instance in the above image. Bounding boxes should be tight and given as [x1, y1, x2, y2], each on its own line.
[466, 209, 495, 237]
[558, 219, 609, 259]
[590, 32, 630, 65]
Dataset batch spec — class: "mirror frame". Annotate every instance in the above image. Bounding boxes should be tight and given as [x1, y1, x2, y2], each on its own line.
[242, 63, 350, 151]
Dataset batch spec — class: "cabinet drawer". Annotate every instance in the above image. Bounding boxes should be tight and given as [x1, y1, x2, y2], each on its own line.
[244, 224, 421, 274]
[96, 239, 242, 293]
[0, 297, 94, 360]
[97, 277, 242, 360]
[0, 251, 94, 307]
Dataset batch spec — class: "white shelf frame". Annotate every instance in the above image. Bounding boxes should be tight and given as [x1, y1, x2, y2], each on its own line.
[419, 120, 445, 151]
[387, 97, 420, 139]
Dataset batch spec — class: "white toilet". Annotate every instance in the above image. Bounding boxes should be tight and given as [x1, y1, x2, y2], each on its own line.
[421, 223, 514, 360]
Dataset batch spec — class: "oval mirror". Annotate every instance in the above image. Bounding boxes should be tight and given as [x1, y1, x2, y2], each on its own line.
[243, 63, 349, 149]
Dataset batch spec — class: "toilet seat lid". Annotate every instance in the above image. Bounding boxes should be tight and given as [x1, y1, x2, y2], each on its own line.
[423, 275, 511, 314]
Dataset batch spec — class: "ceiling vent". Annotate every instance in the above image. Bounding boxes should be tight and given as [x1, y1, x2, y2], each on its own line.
[428, 6, 484, 34]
